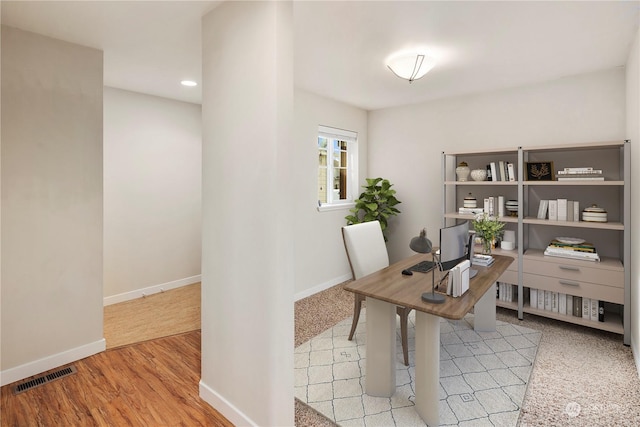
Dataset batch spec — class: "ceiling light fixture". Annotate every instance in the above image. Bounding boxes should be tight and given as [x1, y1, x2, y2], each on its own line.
[181, 80, 198, 87]
[386, 51, 436, 83]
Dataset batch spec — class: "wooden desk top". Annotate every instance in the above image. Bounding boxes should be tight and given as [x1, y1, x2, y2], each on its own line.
[343, 253, 513, 320]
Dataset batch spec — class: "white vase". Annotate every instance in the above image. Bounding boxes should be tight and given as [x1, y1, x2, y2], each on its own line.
[470, 168, 487, 181]
[455, 163, 470, 181]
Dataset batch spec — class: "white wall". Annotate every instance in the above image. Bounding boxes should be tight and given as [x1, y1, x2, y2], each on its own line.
[103, 87, 202, 304]
[627, 27, 640, 373]
[1, 26, 104, 385]
[369, 68, 626, 263]
[293, 89, 368, 299]
[200, 2, 294, 425]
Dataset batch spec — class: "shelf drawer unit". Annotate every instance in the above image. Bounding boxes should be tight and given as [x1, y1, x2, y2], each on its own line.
[442, 141, 629, 344]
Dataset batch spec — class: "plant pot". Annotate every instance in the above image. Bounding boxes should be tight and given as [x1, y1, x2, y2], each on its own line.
[481, 237, 494, 255]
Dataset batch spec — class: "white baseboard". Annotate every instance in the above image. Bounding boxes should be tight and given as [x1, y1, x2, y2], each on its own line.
[632, 335, 640, 380]
[199, 380, 258, 426]
[103, 275, 201, 306]
[0, 338, 106, 387]
[294, 273, 352, 302]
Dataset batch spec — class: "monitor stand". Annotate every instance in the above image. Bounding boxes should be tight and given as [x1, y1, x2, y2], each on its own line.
[469, 268, 478, 279]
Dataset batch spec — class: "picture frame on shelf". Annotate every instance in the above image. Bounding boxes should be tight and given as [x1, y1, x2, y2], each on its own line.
[525, 161, 555, 181]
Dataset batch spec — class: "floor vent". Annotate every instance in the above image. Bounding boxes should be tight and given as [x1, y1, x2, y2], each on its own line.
[13, 365, 77, 395]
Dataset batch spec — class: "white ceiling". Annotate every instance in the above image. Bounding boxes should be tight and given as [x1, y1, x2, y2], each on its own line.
[2, 1, 639, 110]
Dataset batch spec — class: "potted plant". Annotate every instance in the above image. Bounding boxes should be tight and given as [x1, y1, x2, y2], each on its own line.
[345, 177, 401, 241]
[472, 212, 506, 255]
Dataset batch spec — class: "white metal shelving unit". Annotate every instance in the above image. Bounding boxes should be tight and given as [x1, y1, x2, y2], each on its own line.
[442, 140, 630, 344]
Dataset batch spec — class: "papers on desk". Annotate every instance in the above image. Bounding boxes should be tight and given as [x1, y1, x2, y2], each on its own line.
[446, 260, 470, 298]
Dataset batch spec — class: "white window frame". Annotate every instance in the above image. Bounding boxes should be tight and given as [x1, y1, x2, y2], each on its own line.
[317, 125, 358, 212]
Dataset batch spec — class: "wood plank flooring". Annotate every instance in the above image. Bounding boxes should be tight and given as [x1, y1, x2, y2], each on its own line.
[104, 283, 201, 349]
[1, 331, 233, 427]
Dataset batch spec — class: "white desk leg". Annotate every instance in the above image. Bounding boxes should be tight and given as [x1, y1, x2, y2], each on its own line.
[474, 281, 497, 332]
[415, 311, 440, 427]
[365, 297, 396, 397]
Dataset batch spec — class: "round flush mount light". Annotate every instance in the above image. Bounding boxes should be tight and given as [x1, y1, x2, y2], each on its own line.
[181, 80, 198, 87]
[386, 51, 436, 83]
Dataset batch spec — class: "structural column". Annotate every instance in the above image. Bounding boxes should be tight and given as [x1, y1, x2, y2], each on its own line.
[199, 2, 294, 426]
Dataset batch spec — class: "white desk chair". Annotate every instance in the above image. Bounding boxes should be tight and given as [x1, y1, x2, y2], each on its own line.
[342, 221, 411, 366]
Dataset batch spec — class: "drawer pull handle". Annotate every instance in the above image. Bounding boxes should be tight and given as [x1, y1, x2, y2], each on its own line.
[559, 266, 580, 271]
[559, 280, 580, 287]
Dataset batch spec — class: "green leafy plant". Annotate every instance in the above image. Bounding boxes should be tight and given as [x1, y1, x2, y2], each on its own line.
[472, 212, 506, 254]
[472, 212, 506, 239]
[345, 178, 401, 240]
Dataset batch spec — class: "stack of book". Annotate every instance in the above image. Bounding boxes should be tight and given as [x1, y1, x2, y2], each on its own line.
[497, 282, 517, 303]
[458, 207, 484, 215]
[543, 239, 600, 262]
[472, 254, 494, 267]
[529, 288, 604, 322]
[556, 167, 604, 181]
[537, 199, 580, 221]
[488, 161, 516, 182]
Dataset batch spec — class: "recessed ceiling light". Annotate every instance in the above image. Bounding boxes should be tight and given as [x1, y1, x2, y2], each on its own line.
[181, 80, 198, 87]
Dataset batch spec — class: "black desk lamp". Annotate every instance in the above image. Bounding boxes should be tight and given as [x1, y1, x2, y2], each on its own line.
[410, 228, 432, 254]
[410, 228, 445, 304]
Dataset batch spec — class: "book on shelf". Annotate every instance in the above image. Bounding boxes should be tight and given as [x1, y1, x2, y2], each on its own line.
[486, 164, 492, 181]
[530, 288, 538, 309]
[507, 163, 516, 181]
[557, 167, 602, 174]
[590, 299, 599, 322]
[573, 201, 580, 222]
[559, 293, 567, 315]
[566, 294, 574, 316]
[458, 207, 484, 215]
[498, 160, 506, 181]
[557, 175, 605, 181]
[573, 296, 582, 317]
[598, 300, 605, 322]
[490, 162, 498, 182]
[582, 298, 591, 320]
[498, 196, 505, 217]
[548, 239, 597, 253]
[544, 246, 601, 261]
[544, 291, 552, 311]
[537, 289, 545, 310]
[567, 201, 575, 221]
[548, 200, 558, 221]
[557, 199, 567, 221]
[557, 171, 603, 176]
[537, 200, 549, 219]
[551, 292, 559, 313]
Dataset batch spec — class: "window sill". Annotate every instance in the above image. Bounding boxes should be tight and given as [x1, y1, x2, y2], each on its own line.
[317, 202, 355, 213]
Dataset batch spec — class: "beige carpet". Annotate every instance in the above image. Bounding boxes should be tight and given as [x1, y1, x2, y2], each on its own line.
[103, 283, 200, 349]
[294, 282, 640, 426]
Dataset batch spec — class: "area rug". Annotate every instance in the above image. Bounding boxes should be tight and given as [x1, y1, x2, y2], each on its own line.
[294, 309, 541, 426]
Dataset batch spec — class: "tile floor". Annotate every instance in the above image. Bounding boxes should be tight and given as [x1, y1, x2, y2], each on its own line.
[295, 309, 541, 426]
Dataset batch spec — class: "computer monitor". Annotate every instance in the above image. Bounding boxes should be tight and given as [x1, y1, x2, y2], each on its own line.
[438, 221, 477, 278]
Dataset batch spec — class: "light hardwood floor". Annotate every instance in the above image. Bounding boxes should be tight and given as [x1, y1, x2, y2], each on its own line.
[1, 283, 232, 427]
[1, 330, 232, 427]
[104, 283, 201, 349]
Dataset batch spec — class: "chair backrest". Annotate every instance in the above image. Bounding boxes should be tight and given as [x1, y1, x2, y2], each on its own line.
[342, 221, 390, 280]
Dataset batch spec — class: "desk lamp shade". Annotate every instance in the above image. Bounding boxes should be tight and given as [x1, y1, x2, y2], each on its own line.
[410, 228, 432, 254]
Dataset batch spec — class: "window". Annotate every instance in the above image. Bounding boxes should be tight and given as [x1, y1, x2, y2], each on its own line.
[317, 125, 358, 211]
